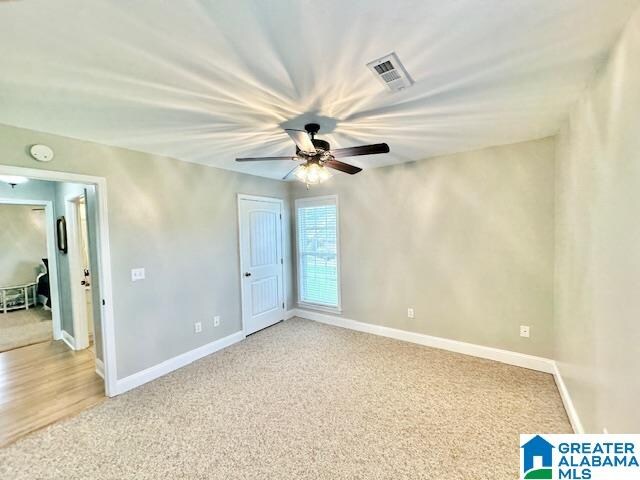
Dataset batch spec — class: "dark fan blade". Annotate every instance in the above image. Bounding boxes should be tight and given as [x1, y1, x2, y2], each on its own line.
[284, 129, 316, 154]
[324, 159, 362, 175]
[330, 143, 389, 158]
[236, 156, 297, 162]
[282, 165, 301, 180]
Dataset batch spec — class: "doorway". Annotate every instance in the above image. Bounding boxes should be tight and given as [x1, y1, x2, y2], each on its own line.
[0, 199, 61, 351]
[0, 168, 117, 445]
[65, 192, 94, 351]
[0, 165, 117, 396]
[238, 194, 286, 335]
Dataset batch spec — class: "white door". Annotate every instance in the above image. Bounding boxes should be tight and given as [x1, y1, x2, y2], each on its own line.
[66, 194, 90, 350]
[239, 196, 285, 335]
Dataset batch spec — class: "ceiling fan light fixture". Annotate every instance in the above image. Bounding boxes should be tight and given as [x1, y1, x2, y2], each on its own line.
[295, 163, 331, 185]
[236, 122, 387, 184]
[0, 175, 29, 188]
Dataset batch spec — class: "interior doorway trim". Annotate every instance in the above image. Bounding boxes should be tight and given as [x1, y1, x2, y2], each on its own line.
[0, 197, 62, 340]
[0, 165, 117, 397]
[237, 193, 287, 337]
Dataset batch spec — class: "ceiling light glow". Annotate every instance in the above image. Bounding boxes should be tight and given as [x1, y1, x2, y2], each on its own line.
[295, 163, 331, 185]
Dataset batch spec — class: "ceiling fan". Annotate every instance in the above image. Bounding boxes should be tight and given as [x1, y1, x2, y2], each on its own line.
[236, 123, 390, 185]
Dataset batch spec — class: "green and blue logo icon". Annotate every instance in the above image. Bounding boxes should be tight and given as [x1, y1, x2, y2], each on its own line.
[521, 435, 554, 479]
[520, 434, 640, 480]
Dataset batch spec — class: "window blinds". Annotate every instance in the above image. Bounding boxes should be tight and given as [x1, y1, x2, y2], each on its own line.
[296, 197, 339, 308]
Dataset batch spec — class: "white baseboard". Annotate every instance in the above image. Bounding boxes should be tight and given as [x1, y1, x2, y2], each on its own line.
[292, 308, 587, 432]
[115, 331, 245, 395]
[552, 362, 584, 433]
[95, 358, 105, 379]
[61, 330, 75, 350]
[292, 308, 556, 374]
[108, 310, 583, 433]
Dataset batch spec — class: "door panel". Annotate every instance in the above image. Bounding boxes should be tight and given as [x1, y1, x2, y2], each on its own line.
[239, 197, 284, 335]
[250, 211, 278, 267]
[83, 188, 104, 359]
[251, 276, 279, 315]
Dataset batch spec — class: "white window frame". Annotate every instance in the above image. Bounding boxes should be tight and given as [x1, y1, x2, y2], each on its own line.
[295, 195, 342, 313]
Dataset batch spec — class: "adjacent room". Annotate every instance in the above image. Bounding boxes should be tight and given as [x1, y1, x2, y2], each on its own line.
[0, 179, 105, 447]
[0, 1, 639, 478]
[0, 203, 51, 352]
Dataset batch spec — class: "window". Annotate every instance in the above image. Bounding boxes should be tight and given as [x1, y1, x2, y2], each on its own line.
[295, 196, 340, 311]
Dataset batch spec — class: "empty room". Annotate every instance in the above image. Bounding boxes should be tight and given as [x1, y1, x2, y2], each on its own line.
[0, 1, 639, 479]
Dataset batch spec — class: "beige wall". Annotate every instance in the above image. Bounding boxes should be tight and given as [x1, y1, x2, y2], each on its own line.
[0, 204, 46, 286]
[555, 7, 640, 433]
[0, 123, 292, 379]
[290, 137, 556, 358]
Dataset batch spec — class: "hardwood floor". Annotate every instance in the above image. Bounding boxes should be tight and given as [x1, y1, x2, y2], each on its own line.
[0, 340, 104, 447]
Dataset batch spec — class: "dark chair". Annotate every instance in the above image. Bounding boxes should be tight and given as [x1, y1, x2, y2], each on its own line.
[36, 258, 51, 308]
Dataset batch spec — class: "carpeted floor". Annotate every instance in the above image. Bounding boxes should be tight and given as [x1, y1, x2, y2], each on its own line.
[0, 318, 571, 479]
[0, 307, 52, 353]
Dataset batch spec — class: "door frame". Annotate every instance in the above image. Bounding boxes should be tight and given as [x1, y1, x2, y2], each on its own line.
[237, 193, 286, 336]
[0, 165, 118, 397]
[0, 197, 63, 340]
[65, 192, 91, 351]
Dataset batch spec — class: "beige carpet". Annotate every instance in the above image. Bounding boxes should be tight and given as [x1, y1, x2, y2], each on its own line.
[0, 307, 52, 352]
[0, 318, 571, 479]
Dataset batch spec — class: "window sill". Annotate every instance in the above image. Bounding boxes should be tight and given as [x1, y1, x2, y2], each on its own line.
[297, 302, 342, 315]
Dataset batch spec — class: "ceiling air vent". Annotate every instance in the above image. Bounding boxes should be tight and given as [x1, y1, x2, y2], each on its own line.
[367, 52, 414, 92]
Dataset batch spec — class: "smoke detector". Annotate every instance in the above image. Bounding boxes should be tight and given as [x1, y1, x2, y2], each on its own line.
[367, 52, 414, 92]
[29, 144, 54, 162]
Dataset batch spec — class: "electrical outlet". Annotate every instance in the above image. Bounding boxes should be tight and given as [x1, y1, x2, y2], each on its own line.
[603, 427, 609, 434]
[213, 316, 220, 327]
[520, 325, 530, 338]
[194, 321, 202, 333]
[131, 268, 145, 282]
[407, 308, 415, 319]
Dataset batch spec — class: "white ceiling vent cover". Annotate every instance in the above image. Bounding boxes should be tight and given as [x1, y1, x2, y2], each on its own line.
[367, 52, 414, 92]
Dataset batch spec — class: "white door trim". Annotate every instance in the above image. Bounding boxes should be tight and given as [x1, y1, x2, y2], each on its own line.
[64, 193, 90, 350]
[0, 197, 62, 340]
[237, 193, 286, 336]
[0, 165, 117, 397]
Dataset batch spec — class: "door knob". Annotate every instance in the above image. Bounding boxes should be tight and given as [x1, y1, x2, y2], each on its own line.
[244, 272, 252, 277]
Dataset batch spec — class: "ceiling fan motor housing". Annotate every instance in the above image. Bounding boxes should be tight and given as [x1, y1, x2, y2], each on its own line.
[304, 122, 321, 136]
[301, 123, 330, 152]
[311, 138, 330, 152]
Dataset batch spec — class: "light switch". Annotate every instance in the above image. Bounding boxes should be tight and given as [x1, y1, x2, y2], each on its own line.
[131, 268, 145, 282]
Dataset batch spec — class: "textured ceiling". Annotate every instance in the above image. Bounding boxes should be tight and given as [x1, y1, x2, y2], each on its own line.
[0, 0, 638, 179]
